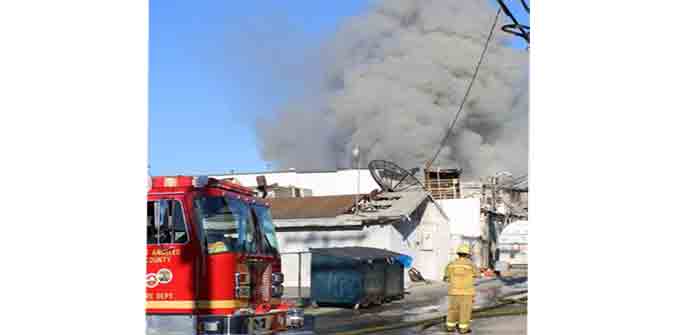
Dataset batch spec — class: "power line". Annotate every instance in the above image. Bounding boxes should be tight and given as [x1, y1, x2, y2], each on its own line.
[497, 0, 530, 45]
[499, 174, 528, 189]
[425, 7, 502, 170]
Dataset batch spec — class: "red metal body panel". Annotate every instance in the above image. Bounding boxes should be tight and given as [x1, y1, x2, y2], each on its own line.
[199, 252, 240, 315]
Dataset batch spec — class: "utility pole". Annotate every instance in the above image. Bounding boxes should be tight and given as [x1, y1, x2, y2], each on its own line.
[352, 146, 360, 215]
[489, 176, 497, 268]
[491, 176, 497, 212]
[488, 171, 512, 269]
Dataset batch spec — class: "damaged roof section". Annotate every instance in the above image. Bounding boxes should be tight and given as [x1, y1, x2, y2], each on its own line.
[340, 190, 430, 222]
[266, 190, 435, 227]
[266, 195, 357, 220]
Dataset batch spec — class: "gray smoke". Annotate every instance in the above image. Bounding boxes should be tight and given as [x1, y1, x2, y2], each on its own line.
[257, 0, 528, 178]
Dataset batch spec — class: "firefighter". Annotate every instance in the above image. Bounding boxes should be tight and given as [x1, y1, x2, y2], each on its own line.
[443, 244, 478, 333]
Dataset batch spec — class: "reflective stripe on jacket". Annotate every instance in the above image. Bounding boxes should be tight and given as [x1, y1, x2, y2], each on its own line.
[443, 257, 477, 295]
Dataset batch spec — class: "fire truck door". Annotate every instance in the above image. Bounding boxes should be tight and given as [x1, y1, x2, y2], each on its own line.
[147, 199, 197, 307]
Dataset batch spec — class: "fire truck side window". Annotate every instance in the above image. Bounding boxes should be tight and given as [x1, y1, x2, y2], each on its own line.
[244, 206, 259, 254]
[147, 202, 155, 244]
[147, 200, 188, 245]
[252, 205, 279, 255]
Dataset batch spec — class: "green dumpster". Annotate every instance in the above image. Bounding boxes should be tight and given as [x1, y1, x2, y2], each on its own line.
[309, 247, 409, 308]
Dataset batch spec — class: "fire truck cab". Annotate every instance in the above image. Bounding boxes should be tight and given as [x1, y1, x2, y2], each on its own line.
[146, 176, 311, 335]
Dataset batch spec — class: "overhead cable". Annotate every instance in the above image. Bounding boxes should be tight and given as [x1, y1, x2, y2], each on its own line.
[426, 7, 502, 170]
[497, 0, 530, 45]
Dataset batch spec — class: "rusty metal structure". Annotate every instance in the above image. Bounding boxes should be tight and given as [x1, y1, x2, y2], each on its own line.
[424, 167, 463, 200]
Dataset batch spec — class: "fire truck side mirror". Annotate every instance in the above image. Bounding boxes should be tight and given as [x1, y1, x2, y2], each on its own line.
[256, 176, 267, 187]
[256, 176, 268, 198]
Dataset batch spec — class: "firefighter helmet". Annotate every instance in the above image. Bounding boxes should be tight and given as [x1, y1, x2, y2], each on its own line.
[456, 244, 471, 255]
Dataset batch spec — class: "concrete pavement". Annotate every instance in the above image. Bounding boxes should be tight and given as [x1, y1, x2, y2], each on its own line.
[381, 315, 527, 335]
[304, 276, 526, 334]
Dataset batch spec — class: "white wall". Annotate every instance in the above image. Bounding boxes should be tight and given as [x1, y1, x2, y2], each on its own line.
[388, 219, 420, 287]
[437, 198, 481, 237]
[276, 225, 390, 288]
[275, 201, 453, 290]
[421, 203, 452, 281]
[275, 217, 452, 289]
[385, 201, 452, 284]
[213, 169, 378, 196]
[437, 198, 486, 268]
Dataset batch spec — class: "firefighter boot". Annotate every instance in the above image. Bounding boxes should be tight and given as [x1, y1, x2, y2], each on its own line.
[458, 325, 472, 334]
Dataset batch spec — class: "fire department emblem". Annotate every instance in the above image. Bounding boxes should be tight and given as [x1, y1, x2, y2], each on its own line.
[157, 268, 173, 284]
[146, 273, 158, 288]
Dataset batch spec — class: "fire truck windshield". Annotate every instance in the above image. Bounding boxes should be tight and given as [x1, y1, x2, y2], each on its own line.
[195, 196, 249, 254]
[193, 196, 280, 255]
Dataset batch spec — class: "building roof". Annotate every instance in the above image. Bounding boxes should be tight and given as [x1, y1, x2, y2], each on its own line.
[273, 217, 359, 228]
[212, 168, 371, 176]
[340, 190, 431, 222]
[266, 194, 358, 220]
[267, 189, 444, 228]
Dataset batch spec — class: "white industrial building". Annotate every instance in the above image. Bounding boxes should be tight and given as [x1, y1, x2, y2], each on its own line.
[212, 169, 377, 197]
[266, 190, 451, 290]
[211, 167, 525, 272]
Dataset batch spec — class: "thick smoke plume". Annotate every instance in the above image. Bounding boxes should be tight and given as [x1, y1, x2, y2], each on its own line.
[257, 0, 528, 178]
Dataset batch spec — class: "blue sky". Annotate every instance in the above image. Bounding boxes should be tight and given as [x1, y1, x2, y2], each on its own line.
[149, 0, 528, 176]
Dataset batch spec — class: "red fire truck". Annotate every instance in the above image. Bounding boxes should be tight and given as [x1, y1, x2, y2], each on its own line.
[146, 175, 311, 335]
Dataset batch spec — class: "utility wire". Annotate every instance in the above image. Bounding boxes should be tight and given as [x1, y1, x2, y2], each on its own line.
[500, 175, 528, 190]
[426, 7, 502, 170]
[497, 0, 530, 44]
[503, 174, 528, 185]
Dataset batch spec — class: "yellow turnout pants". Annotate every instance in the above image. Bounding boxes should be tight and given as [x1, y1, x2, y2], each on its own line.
[446, 294, 474, 331]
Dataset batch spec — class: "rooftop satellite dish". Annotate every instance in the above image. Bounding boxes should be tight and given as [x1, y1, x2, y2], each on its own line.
[368, 160, 424, 192]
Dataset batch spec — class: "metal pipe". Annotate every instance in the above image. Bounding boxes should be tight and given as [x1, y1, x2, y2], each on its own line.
[298, 251, 302, 301]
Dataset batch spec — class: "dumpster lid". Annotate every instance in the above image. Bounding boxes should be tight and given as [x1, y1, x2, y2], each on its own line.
[309, 247, 406, 261]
